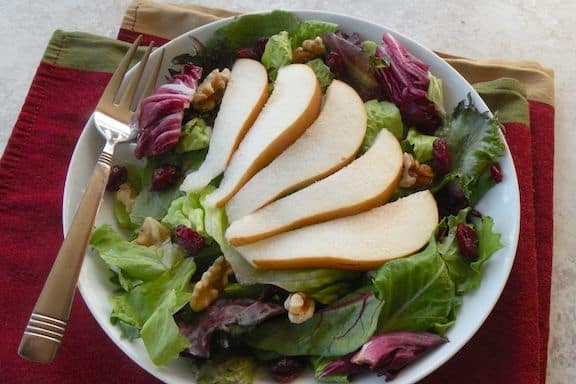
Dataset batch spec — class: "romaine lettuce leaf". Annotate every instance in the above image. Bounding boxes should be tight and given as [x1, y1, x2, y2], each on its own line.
[307, 58, 334, 91]
[90, 225, 166, 281]
[403, 127, 436, 163]
[176, 118, 211, 153]
[246, 292, 383, 356]
[261, 31, 293, 79]
[197, 355, 255, 384]
[372, 240, 456, 334]
[361, 100, 404, 152]
[291, 20, 338, 48]
[140, 290, 192, 365]
[439, 96, 506, 200]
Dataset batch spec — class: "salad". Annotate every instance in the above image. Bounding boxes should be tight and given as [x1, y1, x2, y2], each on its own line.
[90, 10, 506, 383]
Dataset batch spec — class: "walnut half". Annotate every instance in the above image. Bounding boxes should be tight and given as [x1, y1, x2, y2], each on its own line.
[284, 292, 315, 324]
[399, 153, 435, 188]
[292, 37, 325, 63]
[189, 256, 232, 312]
[192, 68, 231, 112]
[132, 217, 170, 247]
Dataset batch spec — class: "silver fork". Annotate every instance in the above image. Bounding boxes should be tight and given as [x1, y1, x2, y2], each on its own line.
[18, 35, 164, 364]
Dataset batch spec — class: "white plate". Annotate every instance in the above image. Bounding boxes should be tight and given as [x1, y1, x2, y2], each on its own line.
[63, 9, 520, 384]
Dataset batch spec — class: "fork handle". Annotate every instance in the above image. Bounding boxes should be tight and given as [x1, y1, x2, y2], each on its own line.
[18, 145, 115, 363]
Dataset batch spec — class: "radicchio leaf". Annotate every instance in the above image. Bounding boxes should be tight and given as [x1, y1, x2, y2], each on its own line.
[375, 33, 442, 133]
[320, 332, 447, 381]
[135, 65, 202, 159]
[177, 298, 284, 358]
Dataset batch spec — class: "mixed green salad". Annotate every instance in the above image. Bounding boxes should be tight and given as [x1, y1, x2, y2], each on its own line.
[90, 10, 507, 383]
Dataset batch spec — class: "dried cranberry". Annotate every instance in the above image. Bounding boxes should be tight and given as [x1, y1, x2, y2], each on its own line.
[432, 138, 451, 175]
[236, 48, 259, 60]
[326, 52, 346, 80]
[456, 223, 479, 261]
[106, 165, 128, 192]
[434, 182, 469, 217]
[270, 357, 306, 383]
[490, 162, 503, 183]
[151, 164, 180, 191]
[175, 225, 204, 256]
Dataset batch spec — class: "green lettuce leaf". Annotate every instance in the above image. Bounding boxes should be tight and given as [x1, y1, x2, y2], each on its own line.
[427, 73, 445, 115]
[206, 10, 300, 54]
[113, 199, 137, 230]
[246, 292, 382, 356]
[361, 100, 404, 152]
[261, 31, 293, 79]
[308, 280, 357, 305]
[200, 192, 360, 293]
[90, 225, 166, 281]
[162, 193, 204, 232]
[403, 127, 436, 163]
[140, 290, 192, 365]
[439, 96, 506, 200]
[176, 118, 212, 153]
[197, 355, 254, 384]
[436, 209, 503, 294]
[372, 240, 456, 334]
[291, 20, 338, 48]
[360, 40, 378, 56]
[307, 58, 334, 91]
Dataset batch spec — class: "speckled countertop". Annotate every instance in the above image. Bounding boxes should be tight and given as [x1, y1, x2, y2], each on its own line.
[1, 0, 574, 382]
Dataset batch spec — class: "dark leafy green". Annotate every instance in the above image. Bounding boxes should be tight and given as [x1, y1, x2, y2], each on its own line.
[372, 241, 456, 334]
[246, 292, 383, 356]
[438, 96, 506, 200]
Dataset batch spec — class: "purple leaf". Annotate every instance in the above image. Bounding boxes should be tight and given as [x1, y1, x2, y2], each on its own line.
[135, 64, 202, 159]
[375, 33, 441, 133]
[323, 33, 383, 100]
[321, 332, 447, 381]
[177, 298, 284, 358]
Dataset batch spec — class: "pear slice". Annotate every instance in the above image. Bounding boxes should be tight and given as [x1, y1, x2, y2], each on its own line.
[180, 59, 269, 192]
[205, 64, 322, 207]
[226, 128, 403, 246]
[226, 80, 367, 222]
[236, 190, 439, 270]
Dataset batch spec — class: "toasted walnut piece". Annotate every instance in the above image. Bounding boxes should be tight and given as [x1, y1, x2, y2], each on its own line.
[115, 183, 137, 213]
[190, 256, 233, 311]
[292, 37, 325, 64]
[284, 292, 315, 324]
[399, 153, 435, 188]
[132, 217, 170, 247]
[192, 68, 231, 112]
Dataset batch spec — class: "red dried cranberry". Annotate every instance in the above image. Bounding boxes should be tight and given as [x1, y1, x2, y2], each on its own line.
[236, 48, 259, 60]
[456, 223, 479, 261]
[151, 164, 180, 191]
[106, 165, 128, 192]
[434, 182, 469, 217]
[175, 225, 204, 256]
[432, 138, 451, 175]
[490, 162, 503, 183]
[326, 52, 346, 80]
[270, 357, 306, 383]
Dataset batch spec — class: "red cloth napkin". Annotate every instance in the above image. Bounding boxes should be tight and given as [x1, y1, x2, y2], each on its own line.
[0, 31, 554, 384]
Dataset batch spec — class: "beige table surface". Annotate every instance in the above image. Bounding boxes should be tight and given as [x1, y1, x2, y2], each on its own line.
[0, 0, 574, 382]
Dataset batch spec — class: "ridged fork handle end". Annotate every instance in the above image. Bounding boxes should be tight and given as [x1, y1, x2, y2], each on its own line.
[19, 312, 66, 363]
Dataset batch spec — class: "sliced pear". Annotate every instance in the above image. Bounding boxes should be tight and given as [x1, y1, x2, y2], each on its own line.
[226, 80, 367, 222]
[236, 190, 439, 270]
[180, 59, 269, 192]
[205, 64, 322, 207]
[226, 128, 403, 246]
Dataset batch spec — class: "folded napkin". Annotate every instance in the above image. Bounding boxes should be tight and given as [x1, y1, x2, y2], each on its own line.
[0, 1, 554, 383]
